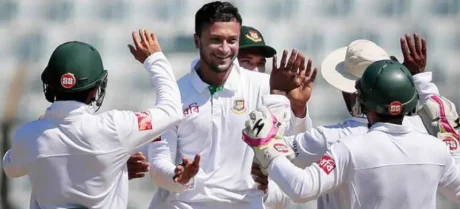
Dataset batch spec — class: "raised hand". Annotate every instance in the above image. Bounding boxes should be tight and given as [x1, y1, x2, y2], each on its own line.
[287, 58, 318, 117]
[399, 33, 427, 75]
[173, 154, 200, 185]
[128, 29, 162, 64]
[270, 49, 305, 95]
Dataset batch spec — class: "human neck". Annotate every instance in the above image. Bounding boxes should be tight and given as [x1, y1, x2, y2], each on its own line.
[196, 61, 233, 87]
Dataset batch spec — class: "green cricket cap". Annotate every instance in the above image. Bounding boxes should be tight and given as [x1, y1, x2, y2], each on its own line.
[239, 26, 276, 58]
[42, 41, 107, 92]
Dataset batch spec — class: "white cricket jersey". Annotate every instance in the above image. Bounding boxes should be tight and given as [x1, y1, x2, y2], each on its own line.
[2, 52, 183, 209]
[147, 58, 319, 209]
[263, 72, 441, 209]
[268, 122, 460, 209]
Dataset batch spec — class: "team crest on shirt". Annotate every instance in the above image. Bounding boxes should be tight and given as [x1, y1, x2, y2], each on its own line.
[316, 155, 336, 175]
[232, 99, 247, 114]
[245, 30, 262, 42]
[135, 111, 153, 131]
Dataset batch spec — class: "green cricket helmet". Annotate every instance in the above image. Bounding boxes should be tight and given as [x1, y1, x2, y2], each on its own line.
[355, 60, 418, 116]
[41, 41, 108, 108]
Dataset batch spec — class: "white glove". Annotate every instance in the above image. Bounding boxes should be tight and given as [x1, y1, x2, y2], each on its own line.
[242, 106, 295, 175]
[417, 95, 460, 156]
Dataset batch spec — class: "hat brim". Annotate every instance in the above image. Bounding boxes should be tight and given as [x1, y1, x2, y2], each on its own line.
[321, 47, 360, 93]
[239, 45, 277, 58]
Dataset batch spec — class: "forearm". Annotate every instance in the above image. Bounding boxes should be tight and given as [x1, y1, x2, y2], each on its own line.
[144, 52, 183, 125]
[148, 142, 193, 192]
[264, 178, 293, 209]
[2, 150, 27, 178]
[412, 72, 440, 104]
[267, 157, 322, 203]
[285, 130, 327, 168]
[287, 104, 312, 135]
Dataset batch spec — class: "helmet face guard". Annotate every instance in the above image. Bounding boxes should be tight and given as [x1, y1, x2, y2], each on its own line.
[92, 71, 108, 112]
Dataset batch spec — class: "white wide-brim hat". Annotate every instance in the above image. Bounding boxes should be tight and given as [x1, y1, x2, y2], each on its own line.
[321, 40, 390, 93]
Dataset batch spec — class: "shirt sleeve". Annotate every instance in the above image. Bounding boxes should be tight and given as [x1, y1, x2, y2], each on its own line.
[287, 105, 313, 135]
[412, 72, 440, 105]
[111, 52, 183, 153]
[148, 126, 195, 192]
[2, 130, 29, 178]
[439, 152, 460, 203]
[284, 127, 328, 169]
[267, 141, 353, 203]
[264, 178, 293, 209]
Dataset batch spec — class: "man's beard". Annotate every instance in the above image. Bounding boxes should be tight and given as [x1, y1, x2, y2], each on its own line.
[199, 47, 236, 73]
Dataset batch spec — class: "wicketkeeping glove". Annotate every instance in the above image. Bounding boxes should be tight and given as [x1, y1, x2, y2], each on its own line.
[242, 106, 295, 175]
[417, 95, 460, 156]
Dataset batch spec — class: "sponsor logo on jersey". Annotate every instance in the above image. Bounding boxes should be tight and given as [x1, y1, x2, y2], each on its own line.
[135, 111, 153, 131]
[389, 101, 402, 115]
[273, 143, 289, 153]
[61, 73, 76, 89]
[316, 155, 336, 175]
[232, 99, 247, 114]
[183, 103, 199, 117]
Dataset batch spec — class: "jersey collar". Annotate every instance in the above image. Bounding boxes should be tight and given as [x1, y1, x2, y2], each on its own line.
[43, 101, 93, 119]
[190, 58, 241, 94]
[369, 122, 412, 134]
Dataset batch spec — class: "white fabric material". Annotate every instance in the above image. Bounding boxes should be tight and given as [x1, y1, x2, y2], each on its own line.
[147, 58, 315, 209]
[268, 122, 460, 209]
[263, 71, 438, 209]
[2, 52, 182, 209]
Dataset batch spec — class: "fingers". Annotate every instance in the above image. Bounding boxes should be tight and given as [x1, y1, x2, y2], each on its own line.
[127, 162, 149, 173]
[271, 54, 278, 72]
[405, 33, 418, 59]
[128, 173, 145, 180]
[414, 33, 422, 56]
[140, 29, 148, 46]
[128, 44, 136, 55]
[193, 154, 201, 167]
[421, 37, 427, 57]
[298, 55, 306, 75]
[132, 31, 141, 49]
[279, 50, 288, 70]
[305, 58, 313, 78]
[128, 152, 145, 162]
[295, 53, 305, 75]
[310, 68, 318, 83]
[286, 49, 299, 72]
[400, 36, 410, 60]
[145, 30, 154, 45]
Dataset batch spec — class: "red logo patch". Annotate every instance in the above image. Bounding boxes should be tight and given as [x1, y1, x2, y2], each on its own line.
[60, 73, 76, 89]
[135, 111, 152, 131]
[389, 101, 402, 115]
[316, 155, 336, 175]
[273, 143, 289, 153]
[443, 137, 459, 151]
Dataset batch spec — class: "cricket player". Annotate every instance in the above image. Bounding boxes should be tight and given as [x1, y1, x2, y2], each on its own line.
[258, 34, 443, 209]
[147, 2, 320, 209]
[2, 30, 182, 209]
[243, 60, 460, 209]
[126, 24, 278, 181]
[238, 25, 276, 73]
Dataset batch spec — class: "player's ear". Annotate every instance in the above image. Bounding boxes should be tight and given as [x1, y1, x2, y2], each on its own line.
[193, 34, 200, 49]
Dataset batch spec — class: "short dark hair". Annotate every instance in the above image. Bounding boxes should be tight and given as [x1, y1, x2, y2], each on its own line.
[195, 1, 242, 36]
[55, 87, 94, 103]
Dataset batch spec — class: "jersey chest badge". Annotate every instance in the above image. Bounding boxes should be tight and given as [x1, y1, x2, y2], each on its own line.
[232, 99, 247, 114]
